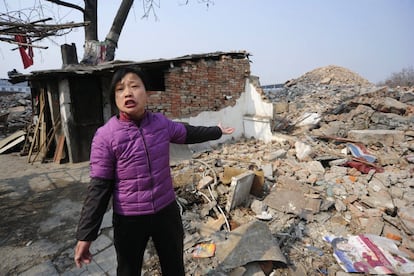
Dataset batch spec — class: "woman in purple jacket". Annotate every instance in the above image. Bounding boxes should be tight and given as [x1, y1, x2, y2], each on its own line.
[74, 67, 234, 275]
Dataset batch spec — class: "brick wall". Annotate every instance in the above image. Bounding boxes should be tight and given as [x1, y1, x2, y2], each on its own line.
[147, 56, 250, 119]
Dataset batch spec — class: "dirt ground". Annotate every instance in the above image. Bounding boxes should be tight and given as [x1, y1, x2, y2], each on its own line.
[0, 152, 90, 274]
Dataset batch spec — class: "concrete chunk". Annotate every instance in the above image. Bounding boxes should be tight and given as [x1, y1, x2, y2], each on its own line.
[347, 129, 404, 146]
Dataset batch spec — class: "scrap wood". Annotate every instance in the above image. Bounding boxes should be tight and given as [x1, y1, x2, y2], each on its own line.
[27, 92, 45, 163]
[20, 125, 34, 156]
[53, 134, 65, 164]
[0, 132, 25, 154]
[351, 157, 380, 168]
[0, 130, 25, 149]
[314, 135, 359, 144]
[31, 118, 61, 163]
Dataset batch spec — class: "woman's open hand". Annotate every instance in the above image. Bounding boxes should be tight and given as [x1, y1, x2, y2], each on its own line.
[218, 123, 235, 135]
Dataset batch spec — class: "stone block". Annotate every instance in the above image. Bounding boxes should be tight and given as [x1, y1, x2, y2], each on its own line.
[347, 129, 404, 146]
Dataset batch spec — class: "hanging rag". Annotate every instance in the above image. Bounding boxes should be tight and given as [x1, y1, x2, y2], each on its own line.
[15, 35, 34, 69]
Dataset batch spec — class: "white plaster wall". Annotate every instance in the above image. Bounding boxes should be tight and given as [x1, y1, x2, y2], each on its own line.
[178, 78, 275, 146]
[181, 91, 246, 146]
[244, 80, 273, 117]
[243, 79, 274, 142]
[243, 115, 273, 143]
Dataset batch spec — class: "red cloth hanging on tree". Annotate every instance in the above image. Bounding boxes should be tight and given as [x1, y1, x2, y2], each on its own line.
[15, 35, 34, 69]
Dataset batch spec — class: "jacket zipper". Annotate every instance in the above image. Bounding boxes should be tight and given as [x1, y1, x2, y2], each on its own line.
[138, 127, 155, 211]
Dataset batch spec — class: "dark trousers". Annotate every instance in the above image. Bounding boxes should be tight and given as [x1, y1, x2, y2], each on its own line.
[113, 201, 185, 276]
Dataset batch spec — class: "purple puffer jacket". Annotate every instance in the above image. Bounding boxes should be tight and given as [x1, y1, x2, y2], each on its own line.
[89, 111, 186, 216]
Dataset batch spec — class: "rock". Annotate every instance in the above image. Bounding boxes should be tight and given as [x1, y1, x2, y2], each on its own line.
[347, 129, 405, 146]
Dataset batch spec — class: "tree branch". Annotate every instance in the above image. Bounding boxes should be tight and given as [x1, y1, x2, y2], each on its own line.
[44, 0, 84, 13]
[0, 37, 48, 49]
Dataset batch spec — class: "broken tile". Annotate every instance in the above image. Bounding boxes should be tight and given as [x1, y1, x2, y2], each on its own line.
[215, 221, 286, 271]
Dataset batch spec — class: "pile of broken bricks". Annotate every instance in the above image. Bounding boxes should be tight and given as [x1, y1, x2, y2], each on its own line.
[165, 131, 413, 275]
[152, 67, 414, 275]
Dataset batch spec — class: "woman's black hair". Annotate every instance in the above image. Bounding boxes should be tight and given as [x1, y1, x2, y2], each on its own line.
[109, 67, 149, 107]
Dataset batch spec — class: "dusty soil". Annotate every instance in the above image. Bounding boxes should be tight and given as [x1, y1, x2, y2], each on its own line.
[0, 152, 89, 274]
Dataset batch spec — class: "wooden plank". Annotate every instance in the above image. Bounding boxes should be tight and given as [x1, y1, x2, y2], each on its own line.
[47, 86, 62, 148]
[27, 92, 45, 162]
[40, 92, 47, 158]
[53, 135, 65, 164]
[0, 130, 26, 149]
[40, 120, 61, 163]
[0, 135, 25, 154]
[27, 110, 43, 162]
[32, 121, 57, 164]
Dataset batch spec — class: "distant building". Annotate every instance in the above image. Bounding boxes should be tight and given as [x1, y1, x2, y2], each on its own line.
[261, 83, 284, 92]
[0, 79, 30, 93]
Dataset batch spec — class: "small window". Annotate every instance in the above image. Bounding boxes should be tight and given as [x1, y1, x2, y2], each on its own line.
[144, 68, 165, 91]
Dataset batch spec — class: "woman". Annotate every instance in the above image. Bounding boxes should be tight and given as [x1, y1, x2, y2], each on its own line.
[74, 67, 234, 275]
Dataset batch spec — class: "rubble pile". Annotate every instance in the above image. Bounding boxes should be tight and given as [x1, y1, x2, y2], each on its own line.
[287, 65, 373, 87]
[265, 65, 374, 103]
[1, 65, 414, 275]
[147, 66, 414, 275]
[0, 92, 32, 138]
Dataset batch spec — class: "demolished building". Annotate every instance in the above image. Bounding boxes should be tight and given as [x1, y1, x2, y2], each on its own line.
[166, 65, 414, 275]
[1, 58, 414, 274]
[7, 50, 279, 163]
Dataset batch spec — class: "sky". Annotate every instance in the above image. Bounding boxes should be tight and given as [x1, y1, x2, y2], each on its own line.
[0, 0, 413, 85]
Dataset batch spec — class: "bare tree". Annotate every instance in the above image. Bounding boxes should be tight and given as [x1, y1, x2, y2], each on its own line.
[1, 0, 148, 65]
[377, 66, 414, 88]
[45, 0, 134, 64]
[1, 0, 214, 66]
[0, 6, 87, 49]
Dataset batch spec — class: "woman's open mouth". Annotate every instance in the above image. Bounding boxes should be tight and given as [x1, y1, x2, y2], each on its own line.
[124, 99, 136, 108]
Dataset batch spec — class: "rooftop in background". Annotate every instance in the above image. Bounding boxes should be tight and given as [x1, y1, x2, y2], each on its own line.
[0, 79, 30, 94]
[261, 83, 284, 94]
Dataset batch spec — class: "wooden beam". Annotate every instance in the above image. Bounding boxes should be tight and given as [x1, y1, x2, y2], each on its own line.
[27, 92, 45, 163]
[53, 135, 66, 164]
[0, 130, 26, 149]
[0, 135, 25, 154]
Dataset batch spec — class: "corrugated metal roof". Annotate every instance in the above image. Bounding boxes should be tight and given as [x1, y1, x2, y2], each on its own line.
[9, 50, 250, 83]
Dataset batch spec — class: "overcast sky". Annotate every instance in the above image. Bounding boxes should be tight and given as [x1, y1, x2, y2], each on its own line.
[1, 0, 413, 85]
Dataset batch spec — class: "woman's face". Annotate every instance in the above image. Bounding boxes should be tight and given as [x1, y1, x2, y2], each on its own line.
[114, 72, 147, 119]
